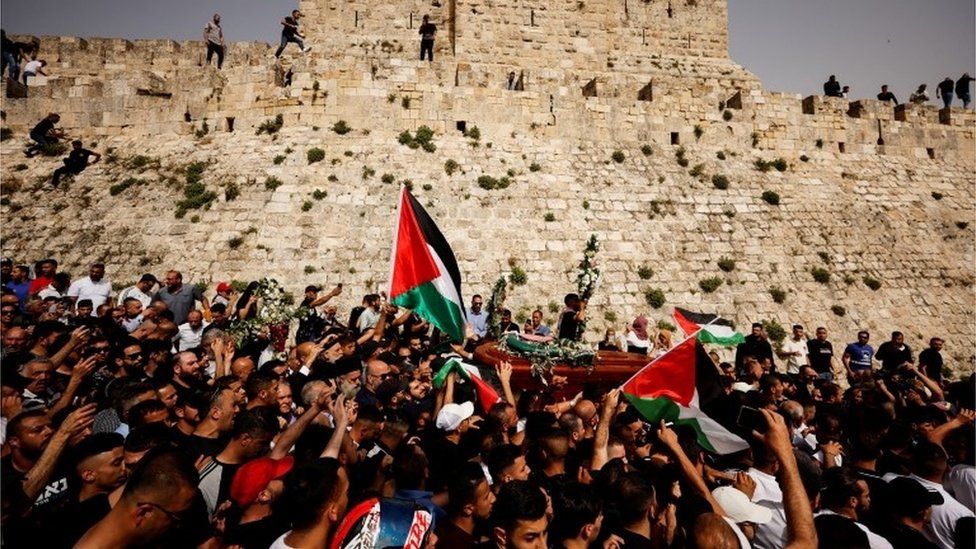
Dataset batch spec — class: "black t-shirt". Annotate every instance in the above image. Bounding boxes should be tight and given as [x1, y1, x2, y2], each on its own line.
[875, 341, 912, 372]
[917, 348, 943, 382]
[824, 80, 841, 96]
[50, 493, 112, 548]
[184, 434, 227, 460]
[64, 148, 94, 168]
[283, 16, 299, 36]
[939, 80, 954, 95]
[226, 515, 290, 549]
[806, 339, 834, 374]
[1, 454, 74, 546]
[419, 23, 437, 40]
[878, 521, 940, 549]
[31, 118, 55, 137]
[877, 91, 897, 103]
[558, 311, 581, 341]
[956, 75, 973, 96]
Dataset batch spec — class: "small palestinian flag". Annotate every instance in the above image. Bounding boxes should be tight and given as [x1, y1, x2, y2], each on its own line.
[621, 336, 748, 454]
[388, 188, 466, 342]
[432, 358, 502, 413]
[673, 307, 745, 347]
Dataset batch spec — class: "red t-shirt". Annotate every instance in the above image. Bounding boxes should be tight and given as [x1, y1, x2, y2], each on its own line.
[28, 276, 53, 295]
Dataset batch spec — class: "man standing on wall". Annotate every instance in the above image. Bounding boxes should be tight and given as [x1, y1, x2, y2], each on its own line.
[275, 10, 310, 58]
[419, 15, 436, 62]
[203, 14, 225, 70]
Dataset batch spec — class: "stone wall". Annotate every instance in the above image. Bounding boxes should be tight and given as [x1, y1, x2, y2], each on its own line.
[1, 1, 974, 375]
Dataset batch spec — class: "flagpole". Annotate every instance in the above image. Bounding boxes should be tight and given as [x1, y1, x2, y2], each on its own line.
[616, 316, 720, 390]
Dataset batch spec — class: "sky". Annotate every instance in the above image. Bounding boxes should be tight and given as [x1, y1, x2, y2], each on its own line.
[2, 0, 974, 104]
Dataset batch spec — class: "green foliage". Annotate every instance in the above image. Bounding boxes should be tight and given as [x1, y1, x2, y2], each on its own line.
[174, 162, 217, 218]
[189, 215, 200, 223]
[477, 175, 512, 190]
[328, 174, 339, 182]
[641, 144, 653, 156]
[109, 177, 142, 196]
[184, 161, 207, 185]
[754, 159, 772, 172]
[387, 93, 397, 103]
[0, 127, 12, 141]
[228, 236, 244, 249]
[273, 154, 286, 165]
[818, 251, 831, 264]
[312, 189, 327, 200]
[644, 288, 666, 309]
[264, 176, 283, 190]
[224, 182, 240, 201]
[463, 125, 481, 140]
[772, 158, 788, 172]
[37, 141, 68, 156]
[422, 184, 433, 191]
[762, 319, 786, 343]
[307, 148, 325, 164]
[611, 150, 625, 163]
[544, 212, 556, 222]
[381, 173, 396, 184]
[694, 124, 704, 139]
[723, 207, 736, 218]
[301, 201, 313, 212]
[398, 126, 437, 152]
[761, 190, 780, 205]
[548, 301, 561, 314]
[529, 162, 542, 172]
[13, 163, 28, 171]
[126, 155, 154, 170]
[657, 320, 676, 332]
[582, 200, 590, 210]
[689, 163, 705, 178]
[698, 277, 723, 293]
[444, 159, 459, 175]
[722, 109, 733, 121]
[831, 305, 846, 317]
[711, 174, 730, 189]
[637, 265, 654, 280]
[843, 274, 856, 285]
[509, 266, 528, 286]
[768, 286, 786, 304]
[862, 276, 882, 291]
[256, 114, 284, 135]
[811, 267, 831, 284]
[362, 166, 375, 180]
[717, 257, 735, 272]
[751, 132, 760, 147]
[332, 120, 352, 135]
[604, 311, 618, 323]
[194, 119, 209, 139]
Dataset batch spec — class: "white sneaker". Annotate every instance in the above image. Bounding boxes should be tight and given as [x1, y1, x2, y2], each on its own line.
[303, 46, 312, 53]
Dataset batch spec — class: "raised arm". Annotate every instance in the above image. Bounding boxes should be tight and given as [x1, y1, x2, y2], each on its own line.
[46, 356, 97, 419]
[591, 388, 619, 472]
[657, 421, 726, 515]
[48, 326, 90, 369]
[322, 394, 355, 459]
[272, 381, 335, 459]
[25, 404, 96, 499]
[496, 361, 516, 406]
[756, 409, 817, 549]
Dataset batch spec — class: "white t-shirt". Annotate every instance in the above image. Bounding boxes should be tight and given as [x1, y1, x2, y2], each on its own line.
[37, 284, 62, 300]
[781, 337, 808, 374]
[23, 60, 42, 74]
[883, 473, 975, 548]
[174, 321, 209, 351]
[117, 285, 153, 308]
[946, 464, 976, 512]
[269, 532, 298, 549]
[66, 276, 112, 312]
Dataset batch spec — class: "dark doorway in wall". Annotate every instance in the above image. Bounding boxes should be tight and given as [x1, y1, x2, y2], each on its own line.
[226, 117, 235, 132]
[838, 142, 846, 153]
[671, 132, 680, 145]
[456, 121, 467, 133]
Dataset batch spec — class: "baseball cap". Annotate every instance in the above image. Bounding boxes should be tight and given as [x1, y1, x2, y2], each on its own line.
[711, 486, 773, 524]
[139, 273, 158, 284]
[216, 282, 231, 293]
[230, 456, 295, 508]
[435, 401, 475, 431]
[888, 476, 943, 517]
[304, 285, 321, 293]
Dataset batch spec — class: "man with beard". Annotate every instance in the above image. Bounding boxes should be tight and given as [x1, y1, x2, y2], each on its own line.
[187, 387, 239, 459]
[153, 270, 210, 325]
[736, 322, 776, 372]
[66, 263, 113, 312]
[198, 408, 279, 514]
[170, 350, 207, 397]
[117, 339, 147, 379]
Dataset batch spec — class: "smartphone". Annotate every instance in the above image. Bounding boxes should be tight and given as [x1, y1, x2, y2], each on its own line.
[737, 406, 767, 433]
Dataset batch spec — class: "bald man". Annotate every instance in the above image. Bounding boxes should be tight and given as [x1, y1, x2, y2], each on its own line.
[231, 356, 256, 383]
[573, 399, 598, 437]
[693, 513, 745, 549]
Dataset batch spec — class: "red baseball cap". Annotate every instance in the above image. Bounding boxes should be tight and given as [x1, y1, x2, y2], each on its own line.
[229, 456, 295, 508]
[216, 282, 232, 293]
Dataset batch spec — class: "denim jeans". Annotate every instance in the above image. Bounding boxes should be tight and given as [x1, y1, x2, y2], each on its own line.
[942, 92, 953, 109]
[961, 92, 971, 108]
[275, 33, 304, 57]
[2, 51, 19, 80]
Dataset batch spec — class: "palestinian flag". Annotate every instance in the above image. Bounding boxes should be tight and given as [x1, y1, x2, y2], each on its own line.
[432, 358, 502, 413]
[388, 188, 466, 342]
[673, 307, 745, 347]
[621, 336, 748, 454]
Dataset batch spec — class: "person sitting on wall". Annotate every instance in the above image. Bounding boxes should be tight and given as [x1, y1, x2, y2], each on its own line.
[909, 84, 929, 105]
[24, 112, 64, 157]
[51, 140, 101, 187]
[876, 84, 898, 105]
[823, 75, 842, 97]
[841, 85, 851, 98]
[419, 15, 436, 62]
[20, 58, 46, 85]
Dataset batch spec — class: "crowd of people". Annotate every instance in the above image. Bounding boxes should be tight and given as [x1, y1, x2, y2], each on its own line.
[822, 74, 973, 108]
[0, 257, 973, 548]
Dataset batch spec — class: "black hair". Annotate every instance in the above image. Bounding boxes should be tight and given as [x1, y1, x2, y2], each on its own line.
[486, 443, 523, 482]
[392, 443, 428, 490]
[244, 370, 278, 400]
[550, 482, 602, 541]
[230, 407, 279, 439]
[610, 472, 656, 526]
[120, 449, 198, 504]
[820, 468, 862, 509]
[446, 462, 489, 516]
[490, 480, 547, 533]
[276, 458, 341, 530]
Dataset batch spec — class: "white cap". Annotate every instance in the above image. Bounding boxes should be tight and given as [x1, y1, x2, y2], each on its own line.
[731, 382, 755, 393]
[435, 401, 475, 431]
[712, 486, 773, 525]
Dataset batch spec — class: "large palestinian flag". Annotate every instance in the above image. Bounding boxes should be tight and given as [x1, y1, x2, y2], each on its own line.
[388, 188, 466, 342]
[621, 335, 748, 454]
[673, 307, 745, 347]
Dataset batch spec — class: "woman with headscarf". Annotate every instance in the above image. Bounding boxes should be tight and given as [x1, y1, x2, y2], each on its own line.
[625, 315, 651, 355]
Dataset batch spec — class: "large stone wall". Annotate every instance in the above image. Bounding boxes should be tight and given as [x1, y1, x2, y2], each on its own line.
[1, 1, 974, 374]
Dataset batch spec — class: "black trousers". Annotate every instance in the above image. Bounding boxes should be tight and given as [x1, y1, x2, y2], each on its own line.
[52, 165, 83, 187]
[420, 39, 434, 62]
[206, 42, 224, 69]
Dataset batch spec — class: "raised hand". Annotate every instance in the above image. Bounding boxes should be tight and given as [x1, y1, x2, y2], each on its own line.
[496, 361, 513, 384]
[657, 419, 679, 451]
[70, 355, 99, 381]
[60, 403, 97, 437]
[752, 408, 793, 461]
[733, 471, 756, 499]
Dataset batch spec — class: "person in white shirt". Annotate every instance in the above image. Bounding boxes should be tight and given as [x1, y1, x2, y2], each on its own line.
[173, 310, 209, 352]
[120, 297, 145, 333]
[37, 272, 72, 301]
[624, 315, 651, 355]
[778, 324, 809, 375]
[466, 294, 488, 339]
[66, 263, 112, 313]
[116, 274, 157, 309]
[21, 58, 46, 84]
[817, 468, 892, 549]
[945, 463, 975, 512]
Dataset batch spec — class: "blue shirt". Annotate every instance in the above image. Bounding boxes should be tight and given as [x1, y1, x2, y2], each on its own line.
[534, 324, 552, 337]
[843, 342, 874, 371]
[468, 308, 488, 337]
[393, 489, 446, 528]
[4, 280, 30, 310]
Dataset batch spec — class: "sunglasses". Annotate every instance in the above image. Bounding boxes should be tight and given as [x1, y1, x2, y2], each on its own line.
[125, 352, 143, 359]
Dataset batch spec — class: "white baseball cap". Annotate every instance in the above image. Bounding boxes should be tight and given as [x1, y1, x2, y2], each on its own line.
[435, 401, 475, 431]
[711, 486, 773, 524]
[731, 382, 755, 393]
